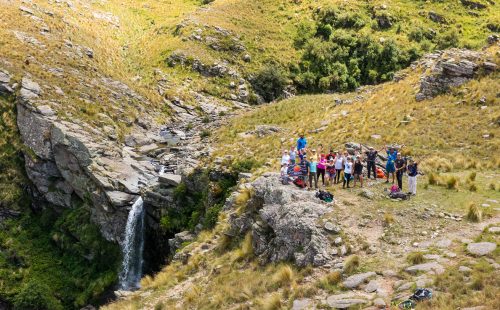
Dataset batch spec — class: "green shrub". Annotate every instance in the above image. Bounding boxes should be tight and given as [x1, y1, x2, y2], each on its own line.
[203, 204, 223, 229]
[13, 282, 64, 310]
[232, 158, 261, 173]
[251, 65, 289, 102]
[200, 129, 211, 138]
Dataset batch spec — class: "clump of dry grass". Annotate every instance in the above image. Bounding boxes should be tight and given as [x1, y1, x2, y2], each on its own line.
[272, 264, 295, 287]
[318, 270, 342, 291]
[383, 213, 395, 227]
[343, 255, 360, 274]
[232, 232, 253, 262]
[259, 293, 282, 310]
[466, 203, 482, 222]
[446, 176, 458, 189]
[407, 252, 425, 265]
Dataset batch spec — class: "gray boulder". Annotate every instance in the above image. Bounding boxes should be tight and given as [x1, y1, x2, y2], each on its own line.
[228, 173, 338, 267]
[0, 69, 14, 94]
[158, 174, 182, 187]
[405, 261, 444, 274]
[342, 272, 376, 289]
[467, 242, 497, 256]
[415, 49, 494, 101]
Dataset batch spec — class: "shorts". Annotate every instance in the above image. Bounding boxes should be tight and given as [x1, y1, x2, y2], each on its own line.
[386, 162, 395, 173]
[327, 170, 336, 178]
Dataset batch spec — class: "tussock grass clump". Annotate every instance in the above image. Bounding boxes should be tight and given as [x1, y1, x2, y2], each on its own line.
[407, 252, 425, 265]
[232, 232, 253, 262]
[318, 270, 342, 291]
[428, 172, 438, 185]
[343, 255, 360, 274]
[383, 213, 395, 227]
[446, 176, 458, 189]
[260, 293, 282, 310]
[466, 203, 482, 223]
[467, 183, 478, 192]
[467, 172, 477, 182]
[272, 265, 295, 287]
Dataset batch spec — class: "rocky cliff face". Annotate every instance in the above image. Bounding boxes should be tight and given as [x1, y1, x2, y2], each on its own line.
[227, 173, 348, 267]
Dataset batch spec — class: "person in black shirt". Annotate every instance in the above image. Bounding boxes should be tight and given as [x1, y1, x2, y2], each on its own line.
[395, 153, 406, 190]
[365, 147, 378, 179]
[407, 159, 419, 195]
[353, 157, 364, 188]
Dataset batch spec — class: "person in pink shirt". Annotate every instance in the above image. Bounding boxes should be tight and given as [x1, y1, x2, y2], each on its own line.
[317, 153, 327, 187]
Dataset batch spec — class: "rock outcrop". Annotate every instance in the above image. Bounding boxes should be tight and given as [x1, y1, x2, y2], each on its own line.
[227, 173, 342, 267]
[415, 49, 497, 101]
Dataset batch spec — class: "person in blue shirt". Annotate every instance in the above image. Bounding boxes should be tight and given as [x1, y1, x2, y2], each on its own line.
[385, 145, 404, 184]
[297, 134, 307, 152]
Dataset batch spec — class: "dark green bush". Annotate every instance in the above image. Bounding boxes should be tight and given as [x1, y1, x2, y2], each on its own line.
[232, 158, 261, 173]
[250, 65, 289, 102]
[13, 282, 63, 310]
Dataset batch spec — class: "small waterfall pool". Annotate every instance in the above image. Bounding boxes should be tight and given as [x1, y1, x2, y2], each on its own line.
[118, 197, 145, 290]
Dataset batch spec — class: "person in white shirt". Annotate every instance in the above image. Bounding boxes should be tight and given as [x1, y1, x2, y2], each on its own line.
[334, 152, 344, 184]
[289, 147, 297, 165]
[343, 157, 353, 189]
[281, 150, 290, 165]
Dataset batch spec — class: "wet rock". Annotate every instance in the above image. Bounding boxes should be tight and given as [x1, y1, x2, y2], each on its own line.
[343, 272, 376, 289]
[467, 242, 497, 256]
[106, 191, 136, 207]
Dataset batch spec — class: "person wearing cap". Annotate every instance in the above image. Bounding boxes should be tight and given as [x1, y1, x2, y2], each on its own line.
[297, 134, 307, 152]
[407, 158, 418, 195]
[365, 146, 378, 179]
[317, 153, 327, 187]
[353, 156, 364, 188]
[343, 156, 353, 189]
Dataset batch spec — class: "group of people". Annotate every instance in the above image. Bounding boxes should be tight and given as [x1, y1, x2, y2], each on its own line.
[280, 134, 419, 195]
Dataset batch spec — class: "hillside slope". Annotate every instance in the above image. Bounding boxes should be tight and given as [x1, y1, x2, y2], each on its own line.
[104, 47, 499, 309]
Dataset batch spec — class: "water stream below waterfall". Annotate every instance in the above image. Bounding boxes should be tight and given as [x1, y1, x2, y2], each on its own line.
[118, 197, 145, 290]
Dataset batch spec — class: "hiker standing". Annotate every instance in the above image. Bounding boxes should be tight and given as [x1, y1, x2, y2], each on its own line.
[326, 159, 336, 186]
[353, 157, 364, 188]
[281, 150, 290, 166]
[343, 157, 353, 189]
[365, 147, 378, 179]
[326, 149, 336, 161]
[334, 152, 344, 184]
[317, 154, 327, 187]
[308, 150, 318, 189]
[297, 134, 307, 152]
[407, 159, 418, 195]
[385, 145, 400, 184]
[289, 146, 297, 165]
[395, 153, 406, 191]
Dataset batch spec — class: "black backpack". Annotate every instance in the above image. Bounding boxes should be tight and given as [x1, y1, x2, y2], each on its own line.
[389, 191, 409, 200]
[316, 190, 334, 202]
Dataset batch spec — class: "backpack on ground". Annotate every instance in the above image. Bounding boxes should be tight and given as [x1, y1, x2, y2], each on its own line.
[281, 176, 290, 185]
[389, 191, 409, 200]
[316, 190, 334, 203]
[410, 288, 432, 302]
[398, 299, 416, 309]
[293, 178, 306, 188]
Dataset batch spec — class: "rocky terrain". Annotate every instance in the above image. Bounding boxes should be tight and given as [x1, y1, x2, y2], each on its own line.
[0, 0, 498, 309]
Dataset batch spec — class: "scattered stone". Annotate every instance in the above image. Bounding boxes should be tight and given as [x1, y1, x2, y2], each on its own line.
[36, 105, 56, 116]
[158, 174, 182, 187]
[435, 238, 452, 248]
[20, 77, 42, 101]
[461, 306, 486, 310]
[326, 292, 369, 309]
[460, 0, 487, 9]
[382, 269, 397, 277]
[467, 242, 497, 256]
[405, 262, 444, 275]
[292, 298, 312, 310]
[359, 188, 375, 200]
[343, 272, 376, 289]
[373, 298, 386, 308]
[324, 221, 340, 233]
[428, 11, 447, 24]
[487, 227, 500, 233]
[334, 237, 343, 245]
[459, 266, 472, 273]
[238, 172, 252, 180]
[365, 280, 379, 293]
[396, 282, 414, 292]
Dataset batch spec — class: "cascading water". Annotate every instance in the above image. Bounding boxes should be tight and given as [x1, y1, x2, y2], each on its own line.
[118, 197, 145, 290]
[159, 165, 165, 175]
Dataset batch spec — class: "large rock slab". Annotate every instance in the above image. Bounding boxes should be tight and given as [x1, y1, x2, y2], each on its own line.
[343, 272, 376, 289]
[158, 174, 182, 187]
[405, 261, 444, 274]
[326, 292, 371, 309]
[467, 242, 497, 256]
[228, 173, 338, 267]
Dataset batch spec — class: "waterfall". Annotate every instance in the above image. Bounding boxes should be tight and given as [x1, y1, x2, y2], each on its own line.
[159, 165, 165, 175]
[118, 197, 145, 290]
